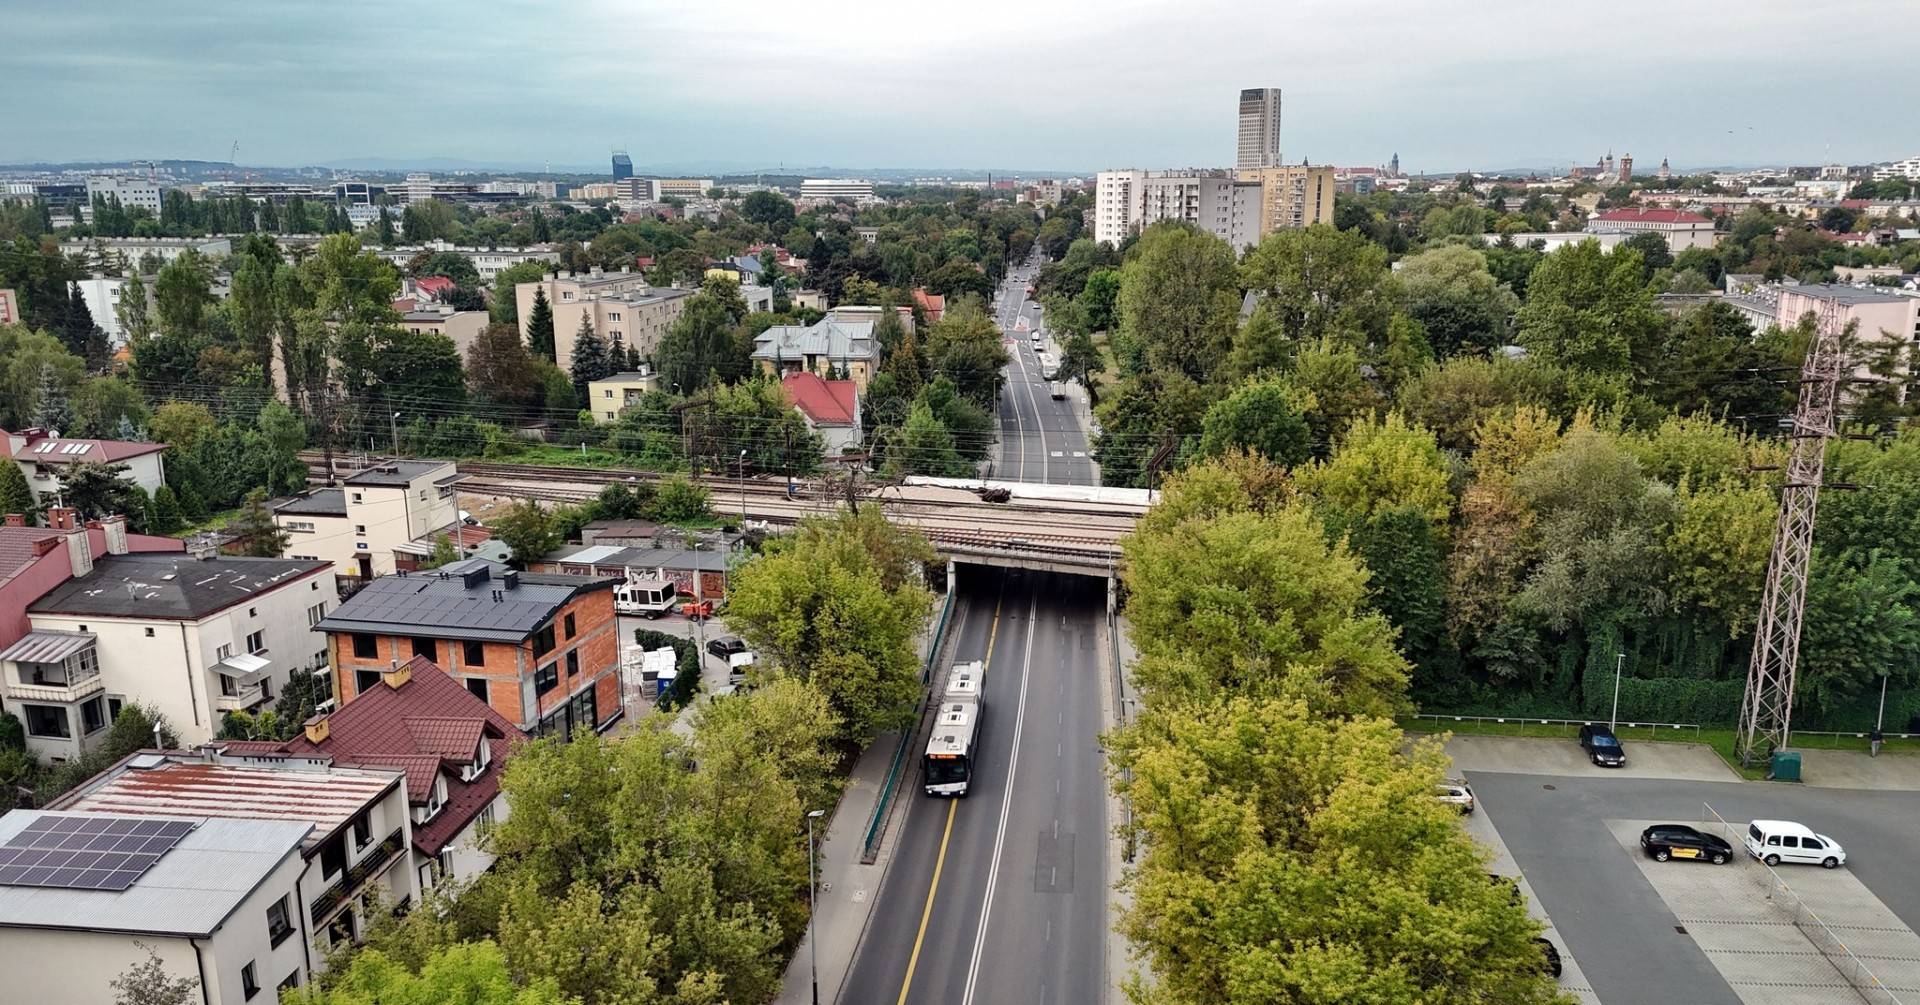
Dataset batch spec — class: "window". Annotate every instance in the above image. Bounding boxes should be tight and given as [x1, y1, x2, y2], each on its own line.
[277, 971, 300, 993]
[241, 962, 260, 1000]
[308, 602, 327, 626]
[532, 625, 555, 657]
[312, 581, 320, 591]
[143, 626, 154, 637]
[248, 607, 257, 618]
[353, 813, 371, 849]
[1781, 836, 1800, 849]
[413, 637, 438, 662]
[607, 311, 621, 322]
[351, 492, 363, 503]
[463, 640, 485, 666]
[246, 630, 265, 654]
[266, 894, 293, 948]
[23, 705, 69, 739]
[1804, 837, 1825, 851]
[466, 677, 489, 702]
[351, 634, 378, 659]
[603, 389, 614, 398]
[354, 524, 366, 535]
[535, 663, 559, 696]
[327, 911, 355, 947]
[320, 833, 347, 878]
[478, 802, 496, 833]
[106, 695, 124, 720]
[216, 643, 233, 661]
[566, 650, 579, 678]
[80, 697, 107, 734]
[565, 612, 578, 638]
[355, 669, 382, 695]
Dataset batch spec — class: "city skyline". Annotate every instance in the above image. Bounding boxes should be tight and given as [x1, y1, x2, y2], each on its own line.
[6, 0, 1916, 173]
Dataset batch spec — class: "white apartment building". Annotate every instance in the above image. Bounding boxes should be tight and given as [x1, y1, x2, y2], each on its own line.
[0, 811, 315, 1005]
[1874, 155, 1920, 181]
[799, 179, 877, 204]
[371, 241, 561, 283]
[514, 270, 695, 362]
[57, 236, 231, 273]
[84, 175, 162, 216]
[8, 552, 336, 758]
[1585, 208, 1720, 253]
[1095, 170, 1264, 250]
[273, 459, 460, 582]
[648, 178, 714, 201]
[1236, 88, 1284, 170]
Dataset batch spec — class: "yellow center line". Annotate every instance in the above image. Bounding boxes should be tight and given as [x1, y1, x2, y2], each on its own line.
[896, 586, 1005, 1004]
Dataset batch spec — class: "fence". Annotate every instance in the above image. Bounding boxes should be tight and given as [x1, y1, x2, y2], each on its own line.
[1410, 713, 1702, 744]
[1701, 802, 1908, 1005]
[860, 587, 957, 863]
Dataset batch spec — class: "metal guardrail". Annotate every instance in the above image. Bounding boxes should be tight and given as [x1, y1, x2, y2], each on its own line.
[1410, 713, 1702, 743]
[860, 587, 956, 864]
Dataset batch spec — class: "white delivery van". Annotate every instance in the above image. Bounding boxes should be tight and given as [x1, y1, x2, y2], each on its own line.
[1744, 819, 1846, 868]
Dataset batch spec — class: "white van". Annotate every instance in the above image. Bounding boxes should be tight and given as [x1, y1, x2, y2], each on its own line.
[1744, 819, 1846, 868]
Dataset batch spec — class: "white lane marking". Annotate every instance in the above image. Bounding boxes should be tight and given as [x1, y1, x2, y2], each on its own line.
[1050, 451, 1063, 458]
[959, 591, 1038, 1005]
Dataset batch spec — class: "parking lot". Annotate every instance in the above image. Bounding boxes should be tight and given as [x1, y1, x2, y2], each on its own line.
[1455, 737, 1920, 1004]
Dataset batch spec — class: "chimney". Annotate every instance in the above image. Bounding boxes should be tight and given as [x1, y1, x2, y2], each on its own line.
[3, 514, 22, 528]
[98, 514, 128, 555]
[382, 662, 413, 690]
[303, 714, 331, 745]
[48, 506, 76, 531]
[501, 569, 519, 590]
[63, 526, 93, 578]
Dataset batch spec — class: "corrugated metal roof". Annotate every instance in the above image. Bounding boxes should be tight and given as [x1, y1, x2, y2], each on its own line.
[54, 761, 399, 851]
[0, 629, 95, 664]
[0, 811, 309, 937]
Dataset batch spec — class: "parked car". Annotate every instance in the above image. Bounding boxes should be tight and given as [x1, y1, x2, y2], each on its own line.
[707, 635, 748, 662]
[1577, 723, 1627, 767]
[1640, 824, 1733, 864]
[1744, 819, 1846, 869]
[1435, 779, 1475, 814]
[1534, 937, 1563, 979]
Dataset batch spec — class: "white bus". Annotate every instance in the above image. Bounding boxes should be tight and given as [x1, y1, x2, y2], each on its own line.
[613, 572, 677, 618]
[924, 660, 986, 796]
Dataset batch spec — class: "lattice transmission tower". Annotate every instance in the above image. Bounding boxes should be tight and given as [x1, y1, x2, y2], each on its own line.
[1737, 300, 1849, 766]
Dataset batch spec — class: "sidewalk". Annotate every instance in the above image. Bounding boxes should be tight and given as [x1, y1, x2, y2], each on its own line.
[1106, 614, 1140, 1005]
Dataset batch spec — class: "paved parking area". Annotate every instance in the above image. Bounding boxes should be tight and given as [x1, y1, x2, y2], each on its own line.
[1466, 765, 1920, 1004]
[1447, 733, 1739, 782]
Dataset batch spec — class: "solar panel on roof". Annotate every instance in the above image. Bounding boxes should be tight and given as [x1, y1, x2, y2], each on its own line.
[0, 816, 194, 891]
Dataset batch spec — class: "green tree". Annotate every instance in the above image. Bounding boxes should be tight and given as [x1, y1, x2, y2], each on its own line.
[73, 378, 148, 439]
[1395, 244, 1518, 358]
[153, 249, 216, 335]
[1081, 268, 1121, 332]
[57, 461, 141, 521]
[740, 190, 796, 230]
[0, 460, 38, 523]
[1109, 696, 1563, 1005]
[1513, 241, 1663, 378]
[1295, 412, 1453, 526]
[289, 942, 576, 1005]
[110, 944, 200, 1005]
[115, 272, 153, 342]
[525, 287, 557, 361]
[1240, 224, 1396, 345]
[1194, 379, 1312, 467]
[421, 533, 460, 570]
[651, 476, 711, 523]
[229, 487, 289, 557]
[148, 401, 218, 450]
[149, 485, 186, 534]
[1116, 223, 1238, 381]
[257, 399, 307, 454]
[655, 293, 739, 393]
[31, 362, 76, 433]
[690, 675, 843, 817]
[468, 322, 546, 418]
[725, 508, 935, 741]
[886, 399, 971, 477]
[492, 499, 562, 567]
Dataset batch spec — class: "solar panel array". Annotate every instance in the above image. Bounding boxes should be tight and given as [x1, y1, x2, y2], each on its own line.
[0, 816, 195, 891]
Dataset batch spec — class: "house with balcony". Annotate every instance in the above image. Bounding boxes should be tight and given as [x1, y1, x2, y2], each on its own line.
[13, 552, 335, 759]
[273, 460, 461, 583]
[316, 559, 619, 740]
[1, 510, 185, 653]
[49, 748, 413, 952]
[0, 811, 314, 1005]
[216, 656, 522, 895]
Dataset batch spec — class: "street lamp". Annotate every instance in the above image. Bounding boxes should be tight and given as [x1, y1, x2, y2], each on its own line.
[738, 449, 748, 526]
[806, 808, 826, 1005]
[1610, 652, 1625, 731]
[390, 411, 403, 456]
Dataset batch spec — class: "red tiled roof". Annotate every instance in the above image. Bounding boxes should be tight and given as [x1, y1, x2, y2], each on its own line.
[265, 656, 523, 856]
[0, 527, 65, 585]
[782, 372, 858, 427]
[414, 276, 455, 298]
[1593, 207, 1711, 225]
[51, 759, 401, 852]
[1, 427, 168, 464]
[913, 288, 945, 316]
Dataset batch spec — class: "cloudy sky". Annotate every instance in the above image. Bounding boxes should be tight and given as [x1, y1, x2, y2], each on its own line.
[6, 0, 1914, 173]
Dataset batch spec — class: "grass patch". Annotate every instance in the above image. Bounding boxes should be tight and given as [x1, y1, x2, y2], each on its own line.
[1400, 714, 1920, 782]
[172, 507, 241, 538]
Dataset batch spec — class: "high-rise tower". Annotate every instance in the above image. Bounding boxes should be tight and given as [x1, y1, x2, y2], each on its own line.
[611, 150, 633, 181]
[1236, 88, 1283, 171]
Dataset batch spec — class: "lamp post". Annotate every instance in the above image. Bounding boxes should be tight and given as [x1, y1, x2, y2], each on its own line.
[390, 411, 402, 456]
[806, 808, 826, 1005]
[738, 449, 748, 526]
[1610, 652, 1625, 731]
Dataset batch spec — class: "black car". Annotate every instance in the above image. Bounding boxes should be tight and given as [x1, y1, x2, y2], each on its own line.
[1577, 723, 1627, 767]
[706, 636, 748, 662]
[1640, 824, 1733, 864]
[1534, 937, 1562, 979]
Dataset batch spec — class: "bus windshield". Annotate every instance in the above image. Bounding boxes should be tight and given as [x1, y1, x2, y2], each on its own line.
[925, 756, 970, 786]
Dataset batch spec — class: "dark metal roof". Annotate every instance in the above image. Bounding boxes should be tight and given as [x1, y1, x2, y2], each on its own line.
[272, 488, 347, 517]
[315, 559, 615, 642]
[29, 555, 332, 620]
[343, 460, 455, 487]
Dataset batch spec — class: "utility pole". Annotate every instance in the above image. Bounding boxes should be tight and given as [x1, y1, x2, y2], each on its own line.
[1737, 300, 1849, 766]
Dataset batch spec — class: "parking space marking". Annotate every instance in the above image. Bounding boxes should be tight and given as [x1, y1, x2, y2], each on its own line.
[1608, 818, 1920, 1004]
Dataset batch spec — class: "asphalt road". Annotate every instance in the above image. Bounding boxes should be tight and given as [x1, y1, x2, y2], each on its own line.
[841, 568, 1110, 1004]
[993, 258, 1098, 486]
[1470, 770, 1920, 1004]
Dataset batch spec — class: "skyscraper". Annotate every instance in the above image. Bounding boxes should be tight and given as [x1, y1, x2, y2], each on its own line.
[1236, 88, 1282, 171]
[612, 150, 633, 181]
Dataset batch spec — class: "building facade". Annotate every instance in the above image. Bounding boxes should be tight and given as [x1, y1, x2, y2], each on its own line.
[2, 428, 168, 506]
[274, 460, 460, 582]
[514, 270, 694, 363]
[1236, 88, 1284, 171]
[316, 559, 621, 740]
[1244, 165, 1336, 233]
[799, 179, 877, 204]
[752, 318, 879, 389]
[84, 175, 163, 216]
[588, 370, 665, 423]
[1585, 208, 1720, 253]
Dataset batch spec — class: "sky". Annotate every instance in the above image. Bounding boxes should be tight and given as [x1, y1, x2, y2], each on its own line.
[6, 0, 1916, 174]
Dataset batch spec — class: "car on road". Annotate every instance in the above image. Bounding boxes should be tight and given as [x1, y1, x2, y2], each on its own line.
[1639, 824, 1733, 864]
[1048, 381, 1066, 400]
[1744, 819, 1846, 868]
[706, 635, 748, 662]
[1436, 779, 1475, 813]
[1577, 723, 1627, 767]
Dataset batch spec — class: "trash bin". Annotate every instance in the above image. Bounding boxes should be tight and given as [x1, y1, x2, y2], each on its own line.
[1769, 750, 1802, 782]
